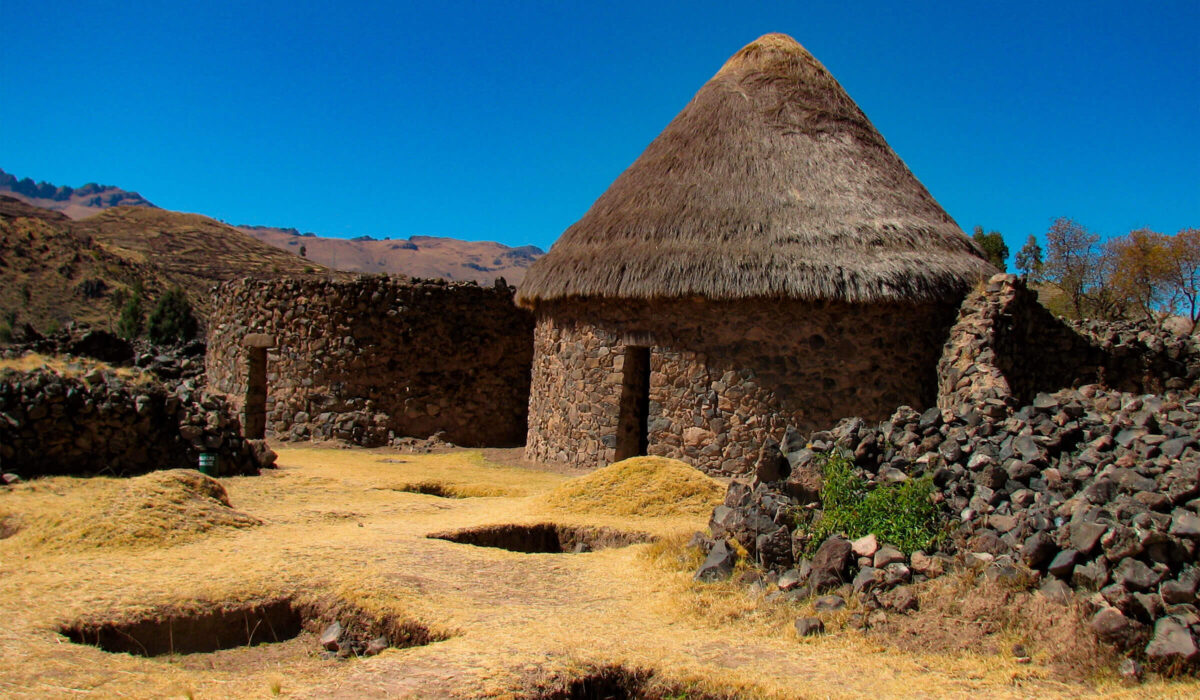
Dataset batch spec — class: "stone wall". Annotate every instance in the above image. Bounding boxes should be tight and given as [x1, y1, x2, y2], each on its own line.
[526, 297, 959, 475]
[206, 276, 533, 447]
[938, 274, 1200, 413]
[0, 368, 271, 478]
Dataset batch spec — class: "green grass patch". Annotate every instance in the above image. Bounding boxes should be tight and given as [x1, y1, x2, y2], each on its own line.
[803, 451, 945, 555]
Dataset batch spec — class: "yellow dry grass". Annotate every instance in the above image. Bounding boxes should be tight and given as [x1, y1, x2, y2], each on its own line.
[0, 469, 260, 552]
[0, 446, 1196, 699]
[539, 455, 724, 518]
[0, 351, 155, 384]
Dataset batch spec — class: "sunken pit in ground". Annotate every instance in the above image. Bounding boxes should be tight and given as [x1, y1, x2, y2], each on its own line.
[429, 523, 654, 554]
[60, 596, 448, 658]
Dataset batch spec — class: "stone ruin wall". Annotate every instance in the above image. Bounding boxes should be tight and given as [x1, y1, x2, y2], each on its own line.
[0, 369, 270, 478]
[526, 297, 959, 475]
[206, 276, 534, 447]
[938, 274, 1200, 415]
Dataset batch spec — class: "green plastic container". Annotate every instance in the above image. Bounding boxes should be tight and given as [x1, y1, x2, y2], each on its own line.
[198, 453, 218, 476]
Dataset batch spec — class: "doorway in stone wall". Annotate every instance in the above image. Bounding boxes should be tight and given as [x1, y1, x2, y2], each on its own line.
[245, 346, 268, 440]
[615, 346, 651, 460]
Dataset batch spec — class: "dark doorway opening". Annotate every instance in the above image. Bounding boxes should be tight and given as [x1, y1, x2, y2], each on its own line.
[615, 346, 651, 461]
[245, 346, 268, 440]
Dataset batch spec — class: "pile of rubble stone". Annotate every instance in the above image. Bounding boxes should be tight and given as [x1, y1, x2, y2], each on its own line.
[2, 323, 206, 381]
[693, 384, 1200, 673]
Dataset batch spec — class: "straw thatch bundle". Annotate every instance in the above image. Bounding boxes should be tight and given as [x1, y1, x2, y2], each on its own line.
[518, 34, 993, 307]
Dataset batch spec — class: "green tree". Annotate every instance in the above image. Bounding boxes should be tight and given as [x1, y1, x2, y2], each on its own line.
[1014, 235, 1043, 281]
[972, 225, 1009, 271]
[116, 283, 145, 340]
[147, 287, 198, 345]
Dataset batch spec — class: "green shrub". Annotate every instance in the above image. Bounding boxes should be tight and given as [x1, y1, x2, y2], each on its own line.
[116, 287, 145, 340]
[804, 450, 945, 555]
[1, 310, 16, 341]
[147, 287, 198, 345]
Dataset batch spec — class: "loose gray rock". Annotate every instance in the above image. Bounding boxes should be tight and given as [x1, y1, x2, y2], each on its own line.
[873, 545, 905, 569]
[794, 617, 824, 637]
[1090, 607, 1147, 652]
[1047, 549, 1081, 579]
[1020, 532, 1057, 569]
[813, 594, 846, 612]
[1039, 578, 1073, 605]
[1116, 559, 1161, 592]
[1118, 658, 1143, 685]
[1170, 509, 1200, 540]
[1144, 616, 1200, 667]
[852, 567, 880, 595]
[808, 536, 853, 592]
[1073, 559, 1111, 591]
[851, 533, 879, 558]
[1070, 522, 1108, 555]
[694, 540, 737, 582]
[364, 636, 389, 656]
[320, 621, 343, 652]
[880, 586, 919, 613]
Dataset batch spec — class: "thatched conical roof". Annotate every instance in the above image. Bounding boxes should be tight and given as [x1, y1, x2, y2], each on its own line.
[518, 33, 993, 307]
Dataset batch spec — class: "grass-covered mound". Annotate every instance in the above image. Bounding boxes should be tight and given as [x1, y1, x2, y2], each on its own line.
[541, 457, 723, 518]
[1, 469, 260, 551]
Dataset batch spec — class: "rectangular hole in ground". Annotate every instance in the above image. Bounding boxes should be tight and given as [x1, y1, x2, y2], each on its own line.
[517, 665, 725, 699]
[60, 596, 449, 657]
[427, 524, 654, 554]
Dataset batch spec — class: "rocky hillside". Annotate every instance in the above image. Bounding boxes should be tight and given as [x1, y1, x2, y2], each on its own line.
[72, 207, 336, 309]
[1, 168, 543, 285]
[238, 226, 543, 285]
[0, 197, 334, 335]
[0, 196, 167, 334]
[0, 168, 156, 219]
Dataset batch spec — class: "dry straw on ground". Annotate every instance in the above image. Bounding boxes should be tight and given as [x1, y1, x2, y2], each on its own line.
[0, 469, 260, 552]
[1, 446, 1196, 698]
[0, 352, 155, 384]
[539, 455, 724, 518]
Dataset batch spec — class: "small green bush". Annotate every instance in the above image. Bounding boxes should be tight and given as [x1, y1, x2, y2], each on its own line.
[804, 450, 944, 555]
[116, 290, 145, 340]
[1, 310, 15, 342]
[147, 287, 198, 345]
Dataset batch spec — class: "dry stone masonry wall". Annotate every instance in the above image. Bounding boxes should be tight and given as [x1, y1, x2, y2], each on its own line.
[206, 276, 533, 447]
[526, 298, 959, 475]
[0, 368, 271, 478]
[938, 274, 1200, 414]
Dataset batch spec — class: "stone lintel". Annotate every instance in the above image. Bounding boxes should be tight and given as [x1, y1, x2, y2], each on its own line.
[243, 333, 277, 348]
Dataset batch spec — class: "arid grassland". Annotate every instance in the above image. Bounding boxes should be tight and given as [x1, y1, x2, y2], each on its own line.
[1, 448, 1196, 698]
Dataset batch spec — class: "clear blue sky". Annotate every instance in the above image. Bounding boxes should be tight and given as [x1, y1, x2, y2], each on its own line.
[2, 1, 1197, 256]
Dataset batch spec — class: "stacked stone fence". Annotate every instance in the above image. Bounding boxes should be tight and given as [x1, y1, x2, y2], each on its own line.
[205, 276, 534, 447]
[0, 368, 271, 479]
[937, 275, 1200, 414]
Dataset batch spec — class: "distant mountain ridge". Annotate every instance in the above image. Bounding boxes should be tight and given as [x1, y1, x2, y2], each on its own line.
[0, 167, 544, 284]
[0, 168, 156, 219]
[0, 195, 335, 334]
[236, 225, 544, 285]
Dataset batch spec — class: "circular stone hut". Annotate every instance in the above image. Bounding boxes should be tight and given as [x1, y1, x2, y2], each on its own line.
[517, 34, 994, 475]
